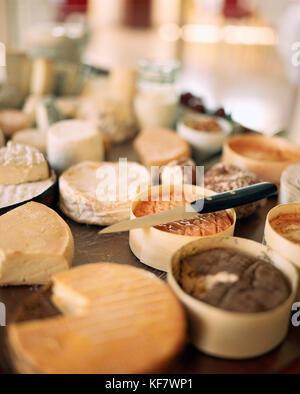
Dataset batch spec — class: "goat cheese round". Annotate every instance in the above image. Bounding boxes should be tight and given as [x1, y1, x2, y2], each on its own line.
[47, 120, 104, 173]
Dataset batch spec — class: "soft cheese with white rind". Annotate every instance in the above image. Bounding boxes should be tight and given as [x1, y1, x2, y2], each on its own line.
[0, 142, 49, 185]
[47, 120, 104, 173]
[0, 171, 56, 209]
[0, 202, 74, 286]
[59, 161, 150, 225]
[9, 263, 186, 373]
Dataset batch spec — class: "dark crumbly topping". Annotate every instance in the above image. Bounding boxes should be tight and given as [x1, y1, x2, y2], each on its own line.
[180, 248, 290, 313]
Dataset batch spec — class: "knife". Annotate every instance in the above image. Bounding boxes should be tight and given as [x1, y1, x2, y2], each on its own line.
[99, 182, 277, 234]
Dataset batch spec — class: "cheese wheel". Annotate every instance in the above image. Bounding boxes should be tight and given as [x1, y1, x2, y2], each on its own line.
[47, 120, 104, 173]
[12, 129, 47, 155]
[9, 263, 186, 373]
[0, 142, 49, 185]
[134, 128, 191, 167]
[0, 202, 74, 286]
[0, 110, 33, 138]
[0, 170, 56, 209]
[59, 161, 150, 225]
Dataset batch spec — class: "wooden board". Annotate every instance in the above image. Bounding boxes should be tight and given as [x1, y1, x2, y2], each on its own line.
[1, 141, 300, 374]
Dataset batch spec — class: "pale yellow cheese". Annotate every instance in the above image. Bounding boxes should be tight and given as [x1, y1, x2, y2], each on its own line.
[0, 202, 74, 286]
[0, 142, 49, 185]
[9, 263, 186, 374]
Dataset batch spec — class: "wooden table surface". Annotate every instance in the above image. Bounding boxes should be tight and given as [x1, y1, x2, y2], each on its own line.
[0, 141, 300, 374]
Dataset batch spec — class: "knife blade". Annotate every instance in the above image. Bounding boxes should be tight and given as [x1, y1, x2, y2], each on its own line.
[99, 182, 277, 234]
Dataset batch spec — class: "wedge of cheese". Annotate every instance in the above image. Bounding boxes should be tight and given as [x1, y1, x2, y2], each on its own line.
[0, 202, 74, 286]
[0, 142, 49, 185]
[9, 263, 186, 374]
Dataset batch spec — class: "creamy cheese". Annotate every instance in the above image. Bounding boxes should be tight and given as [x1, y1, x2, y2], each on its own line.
[0, 142, 49, 185]
[47, 120, 104, 173]
[12, 129, 47, 154]
[59, 161, 149, 225]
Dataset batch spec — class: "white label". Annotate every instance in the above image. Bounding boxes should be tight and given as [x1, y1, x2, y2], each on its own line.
[0, 42, 5, 67]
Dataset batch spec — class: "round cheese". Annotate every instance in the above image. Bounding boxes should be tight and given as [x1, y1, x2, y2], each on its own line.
[0, 170, 56, 209]
[12, 129, 47, 155]
[0, 142, 49, 185]
[59, 161, 150, 226]
[9, 263, 186, 373]
[47, 120, 104, 173]
[0, 202, 74, 286]
[0, 110, 32, 138]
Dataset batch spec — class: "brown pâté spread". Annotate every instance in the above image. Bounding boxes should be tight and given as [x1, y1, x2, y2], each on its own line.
[180, 248, 290, 313]
[134, 191, 232, 236]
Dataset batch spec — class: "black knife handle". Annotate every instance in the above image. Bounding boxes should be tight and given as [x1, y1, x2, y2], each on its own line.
[190, 182, 277, 214]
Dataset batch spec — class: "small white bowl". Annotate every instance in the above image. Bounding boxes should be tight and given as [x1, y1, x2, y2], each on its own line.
[168, 236, 298, 359]
[177, 114, 233, 159]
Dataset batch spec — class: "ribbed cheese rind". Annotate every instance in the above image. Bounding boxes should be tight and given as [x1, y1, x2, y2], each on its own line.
[0, 142, 49, 185]
[9, 263, 186, 374]
[0, 202, 74, 286]
[59, 161, 150, 225]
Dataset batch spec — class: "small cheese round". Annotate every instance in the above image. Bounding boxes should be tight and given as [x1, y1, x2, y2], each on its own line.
[0, 142, 49, 185]
[47, 120, 104, 173]
[12, 129, 47, 154]
[59, 161, 150, 225]
[0, 110, 32, 138]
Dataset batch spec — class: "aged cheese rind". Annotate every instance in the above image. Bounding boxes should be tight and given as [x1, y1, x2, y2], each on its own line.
[9, 263, 186, 374]
[0, 202, 74, 286]
[0, 142, 49, 185]
[59, 161, 149, 225]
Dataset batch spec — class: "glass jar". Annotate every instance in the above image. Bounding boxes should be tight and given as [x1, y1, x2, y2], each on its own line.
[134, 59, 180, 129]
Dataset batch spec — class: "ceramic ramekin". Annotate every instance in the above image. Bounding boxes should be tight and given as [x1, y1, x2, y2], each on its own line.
[178, 114, 232, 159]
[168, 236, 298, 359]
[129, 184, 236, 272]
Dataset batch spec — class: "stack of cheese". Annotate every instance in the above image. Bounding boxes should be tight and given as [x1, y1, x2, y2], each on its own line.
[9, 263, 185, 373]
[0, 142, 56, 209]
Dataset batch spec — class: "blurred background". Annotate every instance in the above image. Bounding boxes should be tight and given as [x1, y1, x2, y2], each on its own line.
[0, 0, 300, 139]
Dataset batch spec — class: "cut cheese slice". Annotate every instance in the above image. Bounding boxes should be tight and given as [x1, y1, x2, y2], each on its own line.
[9, 263, 186, 374]
[0, 142, 49, 185]
[12, 129, 47, 155]
[47, 120, 104, 173]
[59, 161, 150, 225]
[0, 202, 74, 286]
